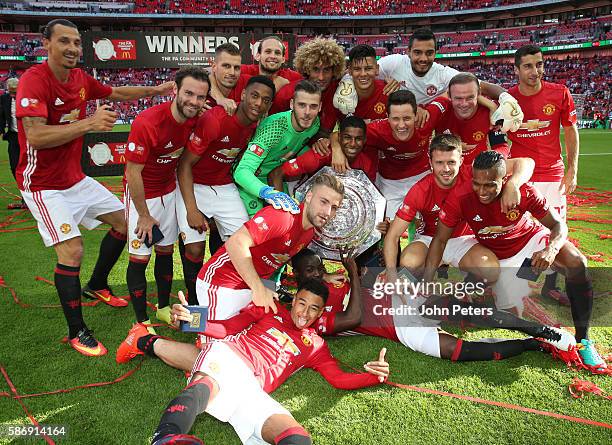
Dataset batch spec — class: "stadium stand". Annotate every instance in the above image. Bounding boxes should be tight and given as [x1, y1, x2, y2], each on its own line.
[1, 0, 540, 15]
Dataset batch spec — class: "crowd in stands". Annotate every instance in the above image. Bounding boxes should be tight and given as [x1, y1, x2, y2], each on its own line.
[6, 54, 607, 123]
[308, 15, 612, 56]
[2, 0, 540, 15]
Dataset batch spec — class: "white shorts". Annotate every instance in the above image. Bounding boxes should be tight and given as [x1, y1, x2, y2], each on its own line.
[196, 279, 253, 321]
[532, 181, 566, 220]
[125, 187, 178, 255]
[21, 176, 124, 247]
[412, 235, 478, 268]
[493, 228, 554, 311]
[192, 341, 291, 445]
[376, 170, 430, 218]
[391, 295, 442, 358]
[176, 183, 248, 245]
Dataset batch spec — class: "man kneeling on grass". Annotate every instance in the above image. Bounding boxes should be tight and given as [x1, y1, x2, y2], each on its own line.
[146, 279, 389, 445]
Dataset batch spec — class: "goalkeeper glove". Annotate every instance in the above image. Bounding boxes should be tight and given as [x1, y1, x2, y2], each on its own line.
[491, 92, 524, 133]
[258, 186, 300, 214]
[333, 75, 358, 115]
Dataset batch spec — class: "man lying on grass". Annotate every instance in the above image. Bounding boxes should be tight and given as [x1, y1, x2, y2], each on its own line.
[148, 279, 389, 445]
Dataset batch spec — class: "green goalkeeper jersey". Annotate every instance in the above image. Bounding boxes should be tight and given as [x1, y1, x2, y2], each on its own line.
[234, 110, 320, 215]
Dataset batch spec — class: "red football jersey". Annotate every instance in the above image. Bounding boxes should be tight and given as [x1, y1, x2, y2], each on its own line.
[187, 106, 256, 186]
[198, 205, 315, 288]
[439, 183, 549, 259]
[204, 304, 381, 393]
[314, 284, 398, 342]
[434, 97, 509, 165]
[240, 64, 302, 82]
[365, 99, 445, 180]
[124, 101, 197, 199]
[269, 79, 340, 132]
[341, 80, 388, 122]
[281, 147, 377, 182]
[396, 165, 472, 237]
[207, 73, 252, 107]
[507, 81, 577, 182]
[15, 62, 112, 192]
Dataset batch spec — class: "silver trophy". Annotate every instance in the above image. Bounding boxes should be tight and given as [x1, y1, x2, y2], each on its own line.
[294, 166, 387, 260]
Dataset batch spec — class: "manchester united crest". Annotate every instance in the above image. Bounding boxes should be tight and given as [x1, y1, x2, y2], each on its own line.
[60, 223, 72, 234]
[472, 131, 485, 142]
[374, 102, 385, 114]
[79, 87, 86, 101]
[131, 239, 141, 249]
[506, 208, 520, 221]
[301, 333, 313, 347]
[542, 104, 556, 116]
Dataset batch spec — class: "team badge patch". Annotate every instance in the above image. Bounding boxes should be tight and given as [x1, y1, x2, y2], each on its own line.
[542, 104, 556, 116]
[506, 209, 520, 221]
[301, 333, 313, 347]
[374, 102, 386, 114]
[60, 223, 72, 234]
[208, 361, 220, 374]
[79, 88, 86, 101]
[426, 85, 438, 96]
[249, 144, 264, 157]
[131, 240, 141, 249]
[254, 216, 268, 231]
[473, 131, 485, 142]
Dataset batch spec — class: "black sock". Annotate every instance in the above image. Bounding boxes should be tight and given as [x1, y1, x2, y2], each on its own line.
[154, 251, 173, 309]
[151, 379, 213, 442]
[452, 338, 535, 361]
[87, 229, 127, 290]
[543, 272, 559, 291]
[422, 295, 545, 336]
[136, 334, 160, 357]
[127, 257, 149, 322]
[182, 252, 203, 306]
[55, 263, 85, 338]
[208, 225, 223, 256]
[566, 280, 593, 342]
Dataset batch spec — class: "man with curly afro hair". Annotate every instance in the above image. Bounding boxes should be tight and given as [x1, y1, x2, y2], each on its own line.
[268, 37, 345, 136]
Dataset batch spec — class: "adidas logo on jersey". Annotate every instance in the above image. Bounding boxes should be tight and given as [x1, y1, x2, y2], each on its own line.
[431, 204, 440, 212]
[54, 97, 64, 106]
[473, 215, 483, 222]
[221, 136, 230, 143]
[164, 141, 173, 149]
[285, 240, 292, 246]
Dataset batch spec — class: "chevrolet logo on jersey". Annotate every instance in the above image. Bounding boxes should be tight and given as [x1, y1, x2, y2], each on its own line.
[217, 147, 241, 159]
[520, 119, 551, 131]
[59, 108, 80, 123]
[478, 225, 513, 236]
[160, 147, 184, 159]
[267, 328, 301, 356]
[271, 253, 291, 264]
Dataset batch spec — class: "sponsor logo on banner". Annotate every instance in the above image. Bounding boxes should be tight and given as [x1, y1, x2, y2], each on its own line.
[93, 38, 137, 61]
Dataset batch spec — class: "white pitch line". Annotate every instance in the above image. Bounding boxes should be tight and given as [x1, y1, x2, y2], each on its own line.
[562, 153, 612, 156]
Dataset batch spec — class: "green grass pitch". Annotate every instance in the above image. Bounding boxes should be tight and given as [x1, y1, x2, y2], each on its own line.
[0, 129, 610, 444]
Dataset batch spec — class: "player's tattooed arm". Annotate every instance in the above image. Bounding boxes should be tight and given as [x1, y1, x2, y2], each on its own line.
[531, 210, 568, 272]
[108, 81, 175, 101]
[22, 105, 117, 150]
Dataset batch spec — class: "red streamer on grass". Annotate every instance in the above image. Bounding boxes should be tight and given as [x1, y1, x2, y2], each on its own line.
[0, 360, 144, 400]
[569, 377, 612, 400]
[385, 380, 612, 429]
[0, 365, 56, 445]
